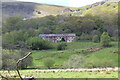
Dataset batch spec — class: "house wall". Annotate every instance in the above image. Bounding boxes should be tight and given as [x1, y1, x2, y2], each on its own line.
[42, 36, 75, 42]
[39, 34, 76, 42]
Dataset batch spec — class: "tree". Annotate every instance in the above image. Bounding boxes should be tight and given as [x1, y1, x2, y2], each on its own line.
[27, 37, 53, 50]
[2, 30, 28, 49]
[100, 32, 111, 47]
[2, 16, 22, 33]
[92, 35, 100, 43]
[80, 33, 92, 41]
[81, 19, 97, 34]
[44, 58, 55, 69]
[16, 52, 32, 80]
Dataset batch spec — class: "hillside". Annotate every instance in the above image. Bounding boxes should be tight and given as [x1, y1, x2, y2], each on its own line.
[2, 1, 73, 20]
[2, 0, 119, 20]
[67, 0, 119, 16]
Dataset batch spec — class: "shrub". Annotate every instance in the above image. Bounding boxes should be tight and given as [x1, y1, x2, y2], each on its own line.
[44, 58, 55, 69]
[64, 55, 86, 69]
[111, 37, 118, 41]
[57, 42, 67, 50]
[100, 32, 111, 47]
[92, 35, 100, 43]
[79, 33, 92, 41]
[27, 37, 53, 50]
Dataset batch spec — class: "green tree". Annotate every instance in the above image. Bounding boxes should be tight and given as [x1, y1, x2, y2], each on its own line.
[81, 19, 97, 34]
[3, 30, 28, 44]
[44, 58, 55, 69]
[80, 33, 92, 41]
[27, 37, 53, 50]
[100, 32, 111, 47]
[2, 30, 28, 49]
[92, 35, 100, 43]
[2, 16, 22, 33]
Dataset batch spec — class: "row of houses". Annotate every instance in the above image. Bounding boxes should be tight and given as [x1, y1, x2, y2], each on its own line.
[39, 34, 76, 42]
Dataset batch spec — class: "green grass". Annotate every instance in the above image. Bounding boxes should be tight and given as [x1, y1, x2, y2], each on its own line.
[86, 48, 118, 67]
[0, 41, 118, 78]
[0, 70, 118, 78]
[67, 41, 101, 49]
[31, 41, 118, 68]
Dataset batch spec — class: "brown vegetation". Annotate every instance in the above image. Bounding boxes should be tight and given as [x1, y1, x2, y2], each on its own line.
[80, 48, 103, 53]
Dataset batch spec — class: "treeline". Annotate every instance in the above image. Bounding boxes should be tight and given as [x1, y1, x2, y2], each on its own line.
[2, 14, 118, 49]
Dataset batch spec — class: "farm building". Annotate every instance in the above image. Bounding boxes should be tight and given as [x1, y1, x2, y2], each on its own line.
[39, 34, 76, 42]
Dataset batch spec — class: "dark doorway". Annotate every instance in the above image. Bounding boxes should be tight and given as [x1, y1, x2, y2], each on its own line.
[61, 38, 65, 42]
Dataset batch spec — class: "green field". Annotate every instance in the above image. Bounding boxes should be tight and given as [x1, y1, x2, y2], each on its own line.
[31, 41, 118, 68]
[0, 41, 118, 79]
[0, 70, 118, 78]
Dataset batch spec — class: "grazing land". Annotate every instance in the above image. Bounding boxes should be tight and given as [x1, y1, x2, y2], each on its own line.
[0, 70, 118, 78]
[31, 41, 118, 69]
[0, 41, 118, 78]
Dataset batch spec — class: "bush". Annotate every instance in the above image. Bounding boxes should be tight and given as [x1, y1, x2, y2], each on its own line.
[27, 37, 53, 50]
[100, 32, 111, 47]
[79, 33, 92, 41]
[111, 37, 118, 41]
[57, 42, 67, 50]
[44, 58, 55, 69]
[92, 35, 100, 43]
[64, 55, 86, 69]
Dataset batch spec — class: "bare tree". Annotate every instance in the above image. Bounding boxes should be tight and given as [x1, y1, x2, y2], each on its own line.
[0, 52, 33, 80]
[16, 52, 32, 80]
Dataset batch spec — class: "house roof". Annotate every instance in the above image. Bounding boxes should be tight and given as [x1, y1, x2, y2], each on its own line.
[39, 34, 76, 37]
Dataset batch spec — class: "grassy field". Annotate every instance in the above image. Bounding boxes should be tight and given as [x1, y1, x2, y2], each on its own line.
[0, 41, 118, 79]
[0, 70, 118, 78]
[31, 41, 118, 68]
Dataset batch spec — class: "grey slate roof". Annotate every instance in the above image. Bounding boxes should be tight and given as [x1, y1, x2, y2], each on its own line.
[39, 34, 76, 37]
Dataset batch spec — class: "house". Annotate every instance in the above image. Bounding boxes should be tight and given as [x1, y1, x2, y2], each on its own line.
[39, 34, 76, 42]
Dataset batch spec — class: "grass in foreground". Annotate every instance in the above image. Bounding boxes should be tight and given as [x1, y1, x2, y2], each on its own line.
[0, 70, 118, 78]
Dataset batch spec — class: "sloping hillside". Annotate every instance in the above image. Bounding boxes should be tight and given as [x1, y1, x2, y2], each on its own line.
[2, 2, 35, 19]
[2, 1, 73, 19]
[82, 1, 118, 17]
[68, 0, 119, 16]
[2, 0, 119, 20]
